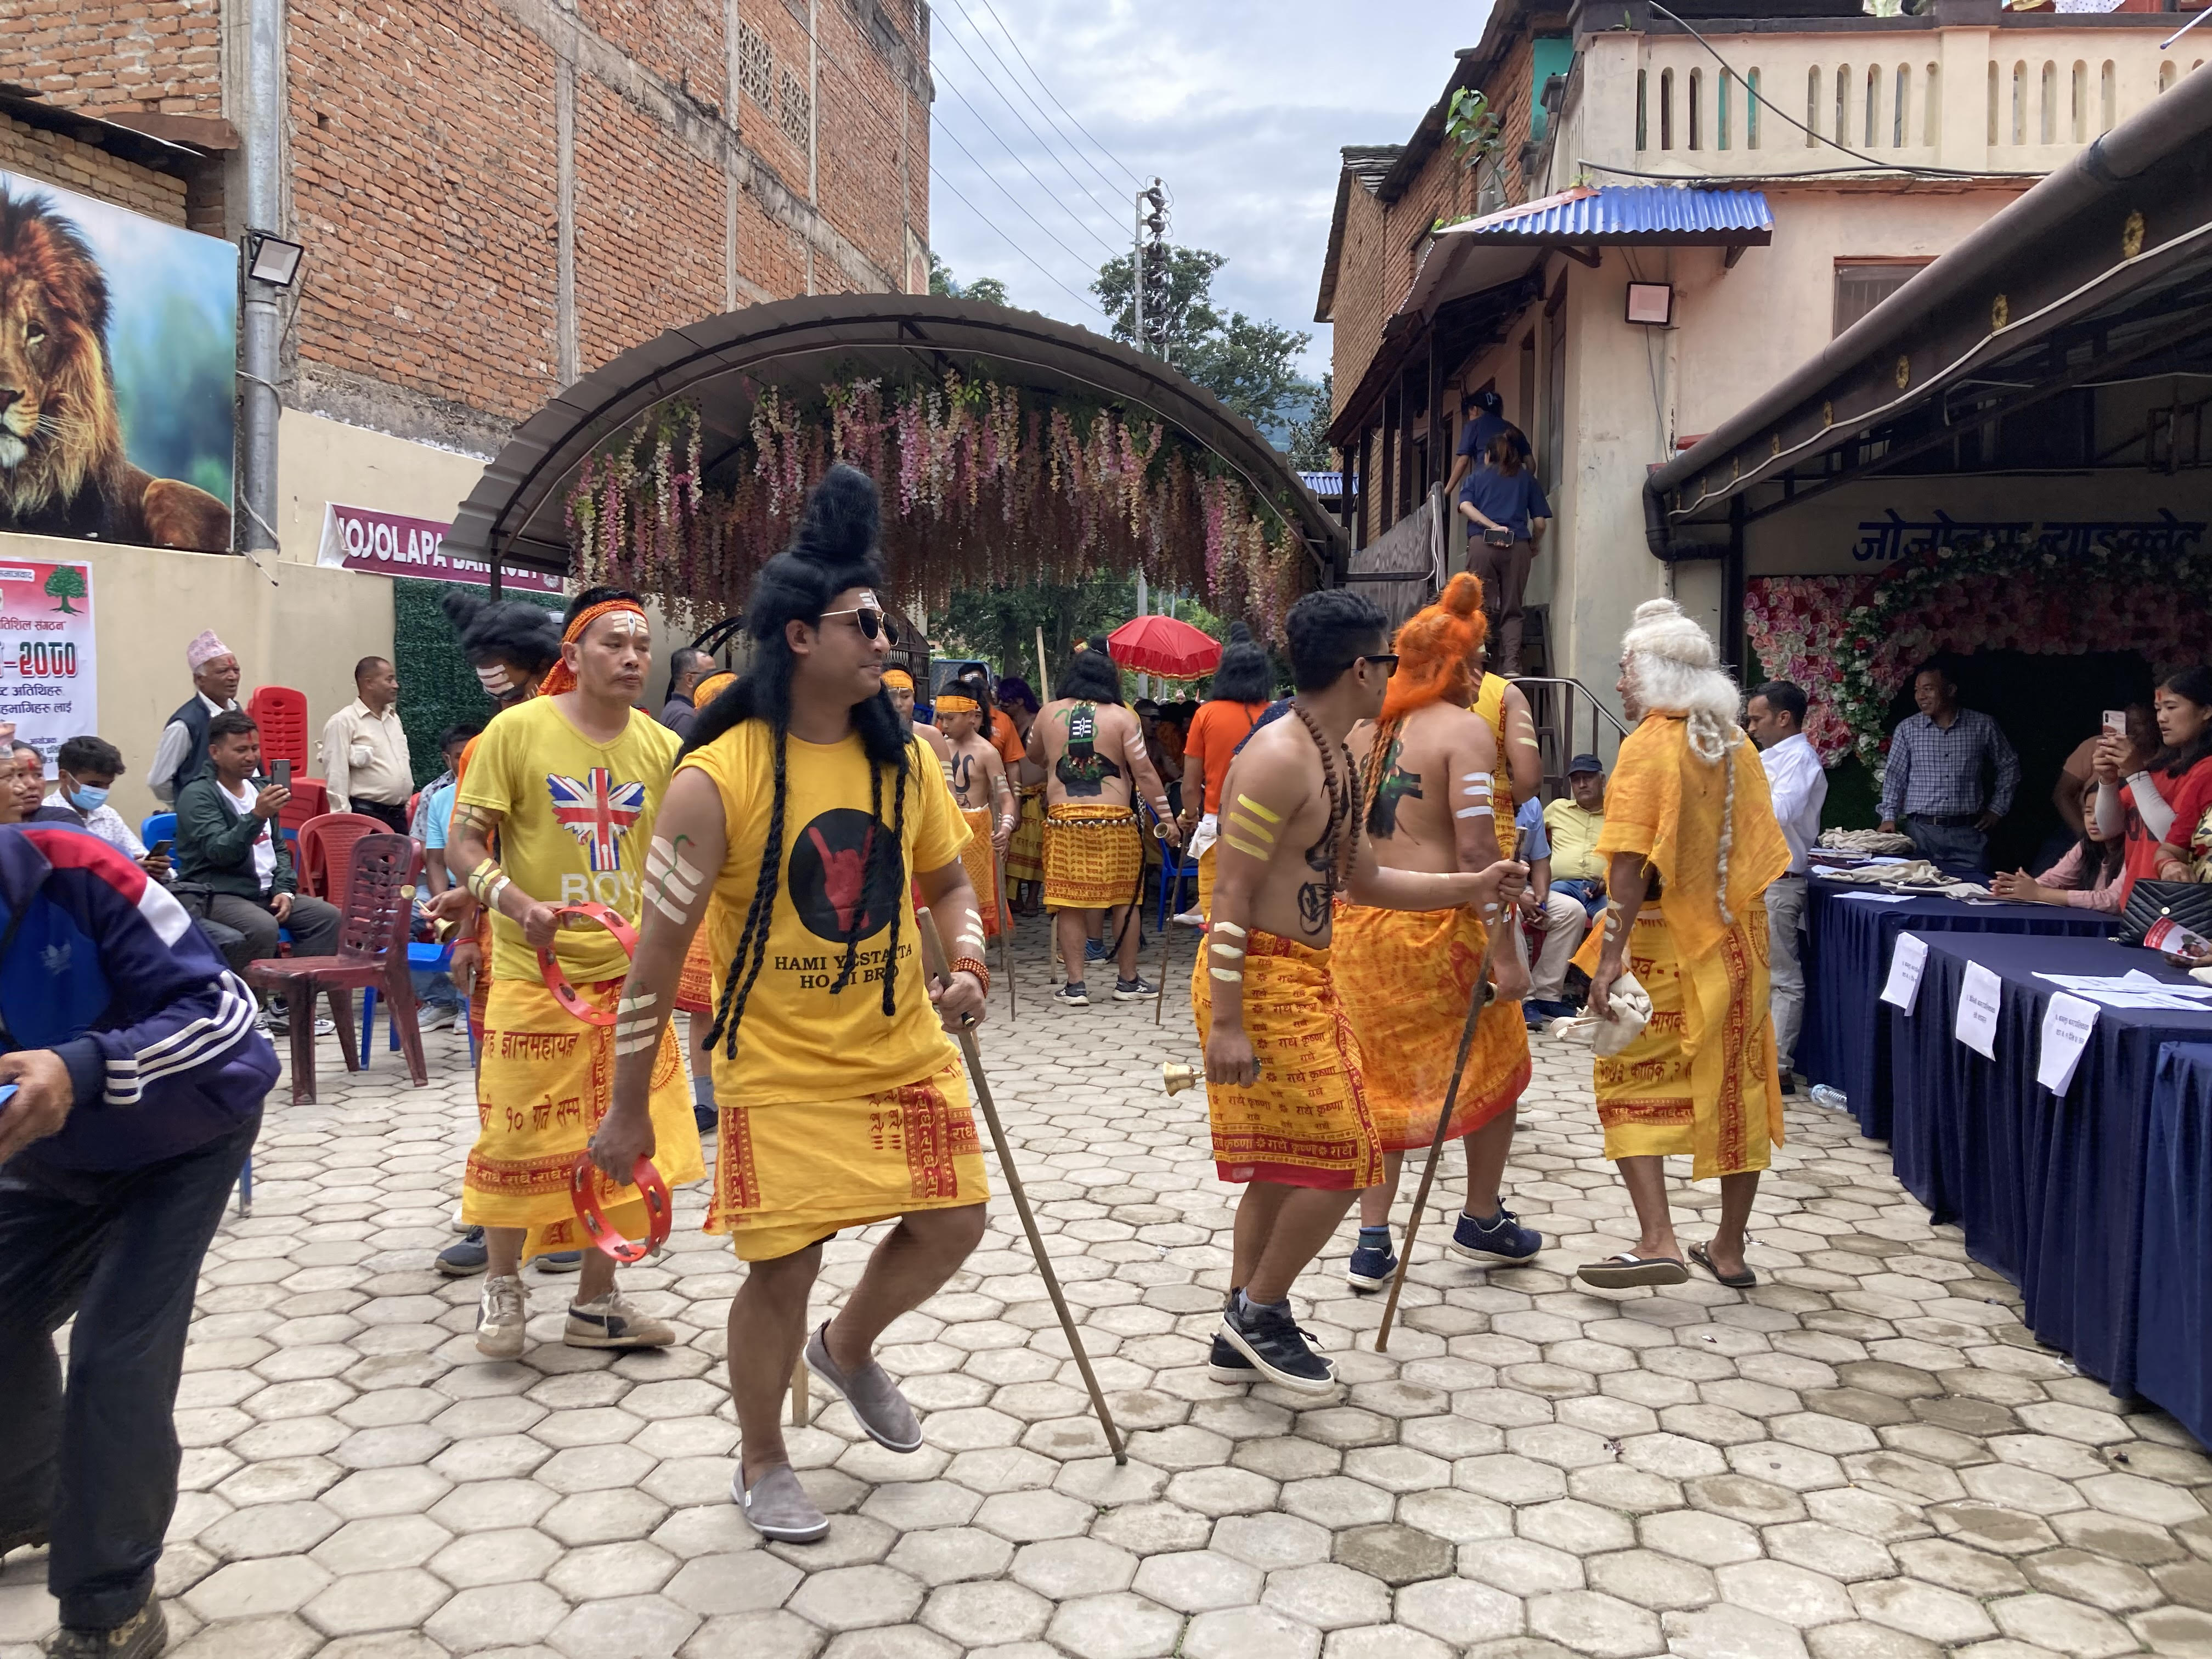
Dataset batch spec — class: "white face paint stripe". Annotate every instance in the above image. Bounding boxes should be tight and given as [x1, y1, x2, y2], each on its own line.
[619, 990, 658, 1012]
[1211, 921, 1248, 938]
[1210, 968, 1243, 981]
[1460, 772, 1487, 783]
[475, 664, 511, 693]
[646, 892, 689, 926]
[1210, 943, 1245, 957]
[1457, 806, 1494, 819]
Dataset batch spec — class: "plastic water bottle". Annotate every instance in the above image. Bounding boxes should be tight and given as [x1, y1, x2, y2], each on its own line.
[1808, 1084, 1848, 1111]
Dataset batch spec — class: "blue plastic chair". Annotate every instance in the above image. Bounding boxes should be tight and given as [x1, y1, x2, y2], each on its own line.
[1145, 804, 1195, 927]
[140, 811, 176, 850]
[360, 941, 466, 1063]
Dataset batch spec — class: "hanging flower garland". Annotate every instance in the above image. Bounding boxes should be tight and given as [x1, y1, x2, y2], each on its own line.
[565, 374, 1308, 635]
[1747, 533, 2212, 771]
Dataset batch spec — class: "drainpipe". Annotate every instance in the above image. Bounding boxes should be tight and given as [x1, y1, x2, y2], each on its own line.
[237, 0, 284, 559]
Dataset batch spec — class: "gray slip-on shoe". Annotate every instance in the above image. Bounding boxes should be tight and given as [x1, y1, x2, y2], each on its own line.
[733, 1463, 828, 1543]
[804, 1321, 923, 1452]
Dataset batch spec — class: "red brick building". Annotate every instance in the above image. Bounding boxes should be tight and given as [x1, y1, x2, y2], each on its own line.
[2, 0, 930, 510]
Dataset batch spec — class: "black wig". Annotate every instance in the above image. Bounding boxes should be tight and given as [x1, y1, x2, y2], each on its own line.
[441, 588, 564, 679]
[1207, 622, 1274, 704]
[682, 464, 915, 1056]
[1057, 636, 1125, 705]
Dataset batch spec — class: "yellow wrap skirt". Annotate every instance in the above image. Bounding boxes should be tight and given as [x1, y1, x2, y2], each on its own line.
[1192, 929, 1384, 1190]
[1576, 902, 1783, 1180]
[1331, 902, 1530, 1151]
[1043, 803, 1144, 912]
[960, 805, 1002, 937]
[463, 977, 707, 1262]
[705, 1058, 991, 1260]
[1006, 786, 1046, 885]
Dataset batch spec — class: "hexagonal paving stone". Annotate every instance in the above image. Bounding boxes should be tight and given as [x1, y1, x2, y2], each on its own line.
[1261, 1562, 1392, 1630]
[1393, 1576, 1523, 1645]
[1183, 1605, 1325, 1659]
[1044, 1591, 1187, 1659]
[1130, 1549, 1263, 1613]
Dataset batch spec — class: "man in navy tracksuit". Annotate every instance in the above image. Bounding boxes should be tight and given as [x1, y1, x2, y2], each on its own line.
[0, 823, 278, 1659]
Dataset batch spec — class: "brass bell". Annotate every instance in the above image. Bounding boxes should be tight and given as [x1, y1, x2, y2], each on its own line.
[1162, 1061, 1198, 1096]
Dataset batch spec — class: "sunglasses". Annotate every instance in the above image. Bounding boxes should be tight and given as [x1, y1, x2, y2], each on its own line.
[820, 605, 901, 646]
[1358, 652, 1401, 674]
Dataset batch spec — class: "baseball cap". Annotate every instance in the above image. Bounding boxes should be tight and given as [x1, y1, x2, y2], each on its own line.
[1567, 753, 1604, 776]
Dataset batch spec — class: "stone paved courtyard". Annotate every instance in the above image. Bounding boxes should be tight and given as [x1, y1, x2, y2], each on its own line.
[7, 926, 2212, 1659]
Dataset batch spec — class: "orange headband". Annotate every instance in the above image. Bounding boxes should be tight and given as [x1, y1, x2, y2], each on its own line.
[880, 668, 914, 690]
[692, 670, 736, 708]
[934, 695, 979, 714]
[538, 600, 649, 698]
[1380, 572, 1488, 726]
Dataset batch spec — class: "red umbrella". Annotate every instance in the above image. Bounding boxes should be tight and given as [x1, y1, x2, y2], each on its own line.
[1107, 615, 1222, 679]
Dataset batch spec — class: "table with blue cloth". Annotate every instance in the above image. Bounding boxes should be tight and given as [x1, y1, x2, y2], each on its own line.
[1887, 932, 2212, 1404]
[1796, 874, 2115, 1139]
[2141, 1042, 2212, 1447]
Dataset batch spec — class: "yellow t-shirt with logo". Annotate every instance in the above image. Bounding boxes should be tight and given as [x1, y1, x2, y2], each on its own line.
[678, 722, 970, 1105]
[457, 697, 681, 984]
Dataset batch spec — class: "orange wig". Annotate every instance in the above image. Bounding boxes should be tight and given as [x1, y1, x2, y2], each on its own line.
[1378, 572, 1488, 726]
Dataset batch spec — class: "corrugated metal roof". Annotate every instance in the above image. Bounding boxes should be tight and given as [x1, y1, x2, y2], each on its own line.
[1447, 184, 1774, 242]
[1298, 471, 1346, 495]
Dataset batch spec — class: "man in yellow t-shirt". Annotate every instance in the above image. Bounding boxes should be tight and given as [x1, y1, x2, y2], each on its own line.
[589, 465, 991, 1548]
[1530, 752, 1608, 1017]
[448, 588, 704, 1362]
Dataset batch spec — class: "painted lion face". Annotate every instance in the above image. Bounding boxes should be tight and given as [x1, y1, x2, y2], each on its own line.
[0, 191, 121, 512]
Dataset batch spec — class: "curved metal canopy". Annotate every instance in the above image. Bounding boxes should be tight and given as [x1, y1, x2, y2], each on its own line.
[444, 294, 1347, 582]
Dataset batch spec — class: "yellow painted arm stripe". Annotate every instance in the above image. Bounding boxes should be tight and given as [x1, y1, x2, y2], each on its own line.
[1234, 794, 1282, 823]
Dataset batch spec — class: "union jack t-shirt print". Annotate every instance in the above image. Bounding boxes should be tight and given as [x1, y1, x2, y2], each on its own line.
[547, 767, 648, 871]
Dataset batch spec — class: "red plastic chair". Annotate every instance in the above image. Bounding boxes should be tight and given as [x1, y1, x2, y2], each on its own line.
[279, 777, 328, 849]
[296, 811, 386, 901]
[247, 686, 311, 777]
[244, 833, 429, 1104]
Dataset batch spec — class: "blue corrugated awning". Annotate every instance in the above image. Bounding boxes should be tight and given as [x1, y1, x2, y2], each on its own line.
[1447, 184, 1774, 244]
[1298, 471, 1347, 495]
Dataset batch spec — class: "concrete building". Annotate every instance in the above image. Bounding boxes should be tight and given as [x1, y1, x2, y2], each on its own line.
[1318, 0, 2207, 736]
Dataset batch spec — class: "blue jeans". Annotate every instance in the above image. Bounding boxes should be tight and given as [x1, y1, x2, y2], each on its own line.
[1904, 815, 1989, 873]
[0, 1115, 261, 1629]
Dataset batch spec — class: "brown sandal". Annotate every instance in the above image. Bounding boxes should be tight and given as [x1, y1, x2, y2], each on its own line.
[1576, 1252, 1689, 1289]
[1689, 1242, 1756, 1288]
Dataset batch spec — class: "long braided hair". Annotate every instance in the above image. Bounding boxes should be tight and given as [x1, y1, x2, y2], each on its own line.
[681, 464, 913, 1060]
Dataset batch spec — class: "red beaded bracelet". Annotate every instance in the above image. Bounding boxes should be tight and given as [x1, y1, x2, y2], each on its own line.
[950, 955, 991, 995]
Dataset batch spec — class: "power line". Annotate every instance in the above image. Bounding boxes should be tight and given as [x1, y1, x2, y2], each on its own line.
[928, 162, 1108, 318]
[934, 61, 1125, 258]
[933, 120, 1114, 293]
[933, 1, 1141, 240]
[955, 0, 1147, 194]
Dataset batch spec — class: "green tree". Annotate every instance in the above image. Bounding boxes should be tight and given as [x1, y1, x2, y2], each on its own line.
[1285, 371, 1335, 471]
[1093, 244, 1320, 444]
[929, 569, 1137, 684]
[929, 252, 1011, 309]
[43, 566, 85, 614]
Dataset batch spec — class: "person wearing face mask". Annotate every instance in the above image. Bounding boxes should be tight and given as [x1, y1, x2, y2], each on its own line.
[33, 738, 172, 880]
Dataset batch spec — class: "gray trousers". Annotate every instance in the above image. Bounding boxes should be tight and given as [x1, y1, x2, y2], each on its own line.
[1465, 534, 1538, 674]
[205, 891, 342, 975]
[1904, 815, 1988, 873]
[1767, 872, 1809, 1075]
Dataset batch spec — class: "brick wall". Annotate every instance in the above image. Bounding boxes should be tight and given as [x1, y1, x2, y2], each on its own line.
[1330, 184, 1389, 431]
[8, 0, 927, 449]
[0, 0, 221, 115]
[0, 112, 189, 224]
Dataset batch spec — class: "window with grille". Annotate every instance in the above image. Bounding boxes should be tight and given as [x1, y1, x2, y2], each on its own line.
[737, 22, 772, 108]
[1834, 261, 1930, 337]
[778, 67, 811, 148]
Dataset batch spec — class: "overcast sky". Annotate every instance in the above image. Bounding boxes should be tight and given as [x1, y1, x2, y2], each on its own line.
[924, 0, 1486, 382]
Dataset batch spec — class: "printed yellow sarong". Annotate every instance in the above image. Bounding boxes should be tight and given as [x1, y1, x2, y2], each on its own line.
[706, 1058, 991, 1260]
[1044, 802, 1144, 912]
[1573, 902, 1781, 1180]
[1197, 845, 1218, 918]
[1331, 902, 1530, 1150]
[1192, 930, 1385, 1190]
[463, 977, 707, 1262]
[1006, 786, 1046, 884]
[960, 805, 1002, 937]
[675, 933, 716, 1015]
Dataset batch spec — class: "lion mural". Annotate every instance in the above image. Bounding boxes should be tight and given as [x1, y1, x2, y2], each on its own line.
[0, 189, 232, 553]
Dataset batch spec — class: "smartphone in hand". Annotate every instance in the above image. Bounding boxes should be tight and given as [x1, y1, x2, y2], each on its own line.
[2104, 709, 2128, 738]
[273, 758, 292, 791]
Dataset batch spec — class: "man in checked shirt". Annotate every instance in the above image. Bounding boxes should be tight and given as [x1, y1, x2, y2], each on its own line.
[1878, 664, 2021, 872]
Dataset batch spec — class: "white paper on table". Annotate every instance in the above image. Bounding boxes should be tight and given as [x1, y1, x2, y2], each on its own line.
[1881, 933, 1930, 1012]
[2037, 993, 2098, 1094]
[2123, 969, 2212, 998]
[1954, 961, 2003, 1059]
[2073, 989, 2211, 1012]
[1839, 893, 1915, 905]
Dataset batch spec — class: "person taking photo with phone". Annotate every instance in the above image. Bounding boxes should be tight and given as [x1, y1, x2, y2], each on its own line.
[173, 711, 341, 1019]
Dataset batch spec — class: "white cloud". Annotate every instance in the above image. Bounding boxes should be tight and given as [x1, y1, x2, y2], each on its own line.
[926, 0, 1487, 378]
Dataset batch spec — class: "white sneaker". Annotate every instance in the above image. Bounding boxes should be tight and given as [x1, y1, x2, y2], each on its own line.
[476, 1274, 527, 1359]
[1173, 910, 1205, 927]
[564, 1289, 675, 1349]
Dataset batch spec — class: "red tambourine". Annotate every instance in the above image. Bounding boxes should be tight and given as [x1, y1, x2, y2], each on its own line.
[569, 1154, 672, 1263]
[537, 902, 639, 1025]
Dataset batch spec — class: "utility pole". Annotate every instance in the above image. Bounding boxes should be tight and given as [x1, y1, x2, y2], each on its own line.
[1133, 178, 1168, 359]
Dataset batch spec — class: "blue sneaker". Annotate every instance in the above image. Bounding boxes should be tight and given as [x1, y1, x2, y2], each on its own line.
[436, 1226, 487, 1277]
[1206, 1333, 1258, 1384]
[1346, 1238, 1398, 1293]
[1084, 938, 1108, 963]
[1449, 1205, 1543, 1264]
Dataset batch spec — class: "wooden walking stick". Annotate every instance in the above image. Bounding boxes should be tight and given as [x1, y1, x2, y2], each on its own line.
[917, 907, 1126, 1463]
[1373, 913, 1505, 1354]
[996, 857, 1016, 1022]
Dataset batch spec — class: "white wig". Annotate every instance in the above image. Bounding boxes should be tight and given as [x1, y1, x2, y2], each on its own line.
[1620, 599, 1748, 923]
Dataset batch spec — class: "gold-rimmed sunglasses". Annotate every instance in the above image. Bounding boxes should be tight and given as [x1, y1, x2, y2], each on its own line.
[820, 605, 901, 646]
